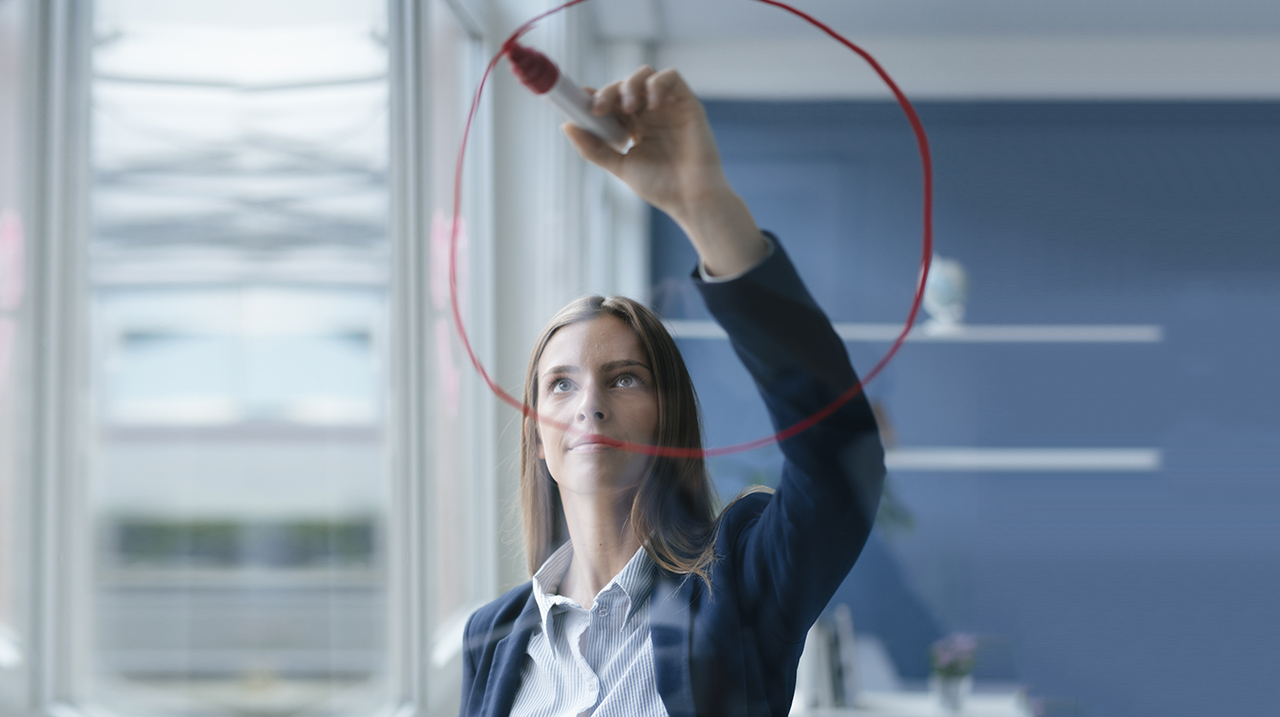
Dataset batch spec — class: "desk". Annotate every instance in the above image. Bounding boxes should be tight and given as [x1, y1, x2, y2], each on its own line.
[797, 690, 1032, 717]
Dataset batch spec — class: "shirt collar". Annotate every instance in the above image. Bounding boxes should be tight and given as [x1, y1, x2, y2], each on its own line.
[530, 541, 657, 630]
[531, 541, 575, 629]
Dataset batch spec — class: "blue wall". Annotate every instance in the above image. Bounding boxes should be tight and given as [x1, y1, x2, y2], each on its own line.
[650, 102, 1280, 716]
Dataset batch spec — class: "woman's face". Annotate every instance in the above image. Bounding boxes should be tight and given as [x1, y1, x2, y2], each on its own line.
[535, 315, 659, 498]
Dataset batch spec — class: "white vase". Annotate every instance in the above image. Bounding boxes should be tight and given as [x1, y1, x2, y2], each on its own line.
[929, 674, 973, 713]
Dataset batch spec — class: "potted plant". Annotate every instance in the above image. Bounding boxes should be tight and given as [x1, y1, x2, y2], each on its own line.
[929, 633, 977, 712]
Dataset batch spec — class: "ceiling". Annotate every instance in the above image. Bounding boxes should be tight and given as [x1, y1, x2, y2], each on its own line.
[592, 0, 1280, 40]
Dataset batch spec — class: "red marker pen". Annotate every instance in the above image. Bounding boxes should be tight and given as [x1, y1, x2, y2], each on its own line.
[505, 39, 631, 153]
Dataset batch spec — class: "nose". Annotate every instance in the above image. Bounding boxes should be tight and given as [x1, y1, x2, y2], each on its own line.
[576, 385, 608, 423]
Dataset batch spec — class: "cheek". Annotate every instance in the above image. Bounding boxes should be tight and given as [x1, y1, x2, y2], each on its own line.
[640, 399, 660, 439]
[535, 420, 560, 460]
[537, 395, 571, 423]
[531, 416, 548, 460]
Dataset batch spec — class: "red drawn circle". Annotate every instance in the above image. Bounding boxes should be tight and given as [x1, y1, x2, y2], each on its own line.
[449, 0, 933, 459]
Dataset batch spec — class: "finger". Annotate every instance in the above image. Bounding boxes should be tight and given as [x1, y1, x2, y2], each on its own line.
[621, 66, 657, 113]
[591, 81, 623, 117]
[581, 86, 601, 116]
[562, 123, 623, 175]
[646, 68, 689, 110]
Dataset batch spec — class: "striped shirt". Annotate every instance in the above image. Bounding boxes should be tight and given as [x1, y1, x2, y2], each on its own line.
[509, 541, 669, 717]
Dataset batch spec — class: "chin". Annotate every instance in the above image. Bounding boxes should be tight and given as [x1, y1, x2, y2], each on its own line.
[557, 460, 647, 495]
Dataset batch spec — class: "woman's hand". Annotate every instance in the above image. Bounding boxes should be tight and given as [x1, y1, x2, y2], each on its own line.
[566, 66, 720, 220]
[563, 66, 769, 278]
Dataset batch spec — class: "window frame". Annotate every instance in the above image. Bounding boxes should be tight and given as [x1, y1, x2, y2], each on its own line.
[17, 0, 95, 714]
[5, 1, 505, 716]
[387, 0, 497, 715]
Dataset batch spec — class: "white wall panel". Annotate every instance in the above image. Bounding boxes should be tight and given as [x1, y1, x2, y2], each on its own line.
[660, 36, 1280, 100]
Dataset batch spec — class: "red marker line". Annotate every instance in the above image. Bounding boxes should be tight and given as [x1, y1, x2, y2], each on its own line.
[450, 0, 933, 459]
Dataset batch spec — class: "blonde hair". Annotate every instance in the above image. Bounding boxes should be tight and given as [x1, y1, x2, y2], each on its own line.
[520, 296, 724, 586]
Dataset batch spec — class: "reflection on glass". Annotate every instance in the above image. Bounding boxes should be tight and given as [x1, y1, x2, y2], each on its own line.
[427, 0, 477, 641]
[0, 0, 27, 650]
[90, 2, 390, 714]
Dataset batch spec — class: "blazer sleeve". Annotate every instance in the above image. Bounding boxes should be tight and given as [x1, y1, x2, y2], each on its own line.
[459, 612, 477, 717]
[693, 233, 886, 644]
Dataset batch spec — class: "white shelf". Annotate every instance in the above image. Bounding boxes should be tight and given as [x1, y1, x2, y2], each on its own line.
[886, 448, 1161, 472]
[665, 320, 1164, 343]
[796, 689, 1031, 716]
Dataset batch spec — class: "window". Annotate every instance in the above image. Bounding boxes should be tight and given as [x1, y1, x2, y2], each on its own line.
[88, 1, 392, 714]
[6, 0, 507, 714]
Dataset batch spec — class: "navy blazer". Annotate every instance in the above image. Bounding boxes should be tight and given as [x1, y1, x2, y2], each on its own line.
[460, 238, 886, 716]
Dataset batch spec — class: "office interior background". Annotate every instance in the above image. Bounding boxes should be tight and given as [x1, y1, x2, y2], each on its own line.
[0, 0, 1277, 716]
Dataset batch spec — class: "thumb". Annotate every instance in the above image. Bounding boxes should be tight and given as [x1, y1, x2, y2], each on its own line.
[562, 123, 623, 176]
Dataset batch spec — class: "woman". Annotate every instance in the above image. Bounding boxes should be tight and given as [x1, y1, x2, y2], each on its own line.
[460, 66, 885, 717]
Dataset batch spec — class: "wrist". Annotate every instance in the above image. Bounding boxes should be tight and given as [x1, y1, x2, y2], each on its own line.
[669, 186, 768, 278]
[666, 176, 737, 229]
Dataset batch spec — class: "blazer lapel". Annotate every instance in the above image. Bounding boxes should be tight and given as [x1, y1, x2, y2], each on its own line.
[651, 573, 696, 717]
[481, 592, 540, 717]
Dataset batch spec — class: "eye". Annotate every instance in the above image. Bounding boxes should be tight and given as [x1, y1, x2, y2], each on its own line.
[614, 373, 641, 388]
[549, 378, 573, 394]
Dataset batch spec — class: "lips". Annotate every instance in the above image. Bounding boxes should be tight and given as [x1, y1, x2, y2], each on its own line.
[570, 434, 620, 451]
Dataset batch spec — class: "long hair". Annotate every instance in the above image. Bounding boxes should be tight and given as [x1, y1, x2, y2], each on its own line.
[520, 296, 726, 586]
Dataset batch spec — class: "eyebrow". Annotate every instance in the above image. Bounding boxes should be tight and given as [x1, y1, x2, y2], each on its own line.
[542, 359, 651, 377]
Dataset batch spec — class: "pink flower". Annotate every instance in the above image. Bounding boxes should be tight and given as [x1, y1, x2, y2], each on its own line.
[930, 633, 978, 677]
